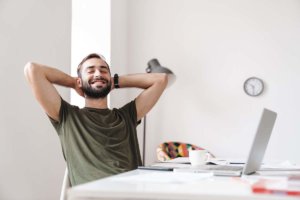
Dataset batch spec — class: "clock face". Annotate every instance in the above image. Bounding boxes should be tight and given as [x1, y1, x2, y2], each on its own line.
[243, 77, 264, 96]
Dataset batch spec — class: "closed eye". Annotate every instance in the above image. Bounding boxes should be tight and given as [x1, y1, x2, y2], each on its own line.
[100, 69, 108, 73]
[87, 69, 95, 74]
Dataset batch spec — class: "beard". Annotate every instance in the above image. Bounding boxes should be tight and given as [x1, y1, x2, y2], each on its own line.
[82, 78, 112, 99]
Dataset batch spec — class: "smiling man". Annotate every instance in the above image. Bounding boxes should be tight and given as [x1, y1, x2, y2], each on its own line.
[24, 53, 168, 186]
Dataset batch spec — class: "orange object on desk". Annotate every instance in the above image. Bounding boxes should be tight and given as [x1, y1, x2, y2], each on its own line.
[252, 179, 300, 196]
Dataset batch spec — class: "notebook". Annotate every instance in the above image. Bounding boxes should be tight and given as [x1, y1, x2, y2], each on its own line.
[174, 108, 277, 176]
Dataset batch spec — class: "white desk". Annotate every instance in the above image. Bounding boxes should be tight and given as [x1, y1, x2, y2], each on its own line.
[67, 169, 299, 200]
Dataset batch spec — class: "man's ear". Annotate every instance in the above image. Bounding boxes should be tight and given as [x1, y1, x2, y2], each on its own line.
[76, 77, 82, 88]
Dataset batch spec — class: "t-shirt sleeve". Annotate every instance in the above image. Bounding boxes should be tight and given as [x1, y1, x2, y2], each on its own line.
[119, 99, 141, 127]
[48, 98, 72, 131]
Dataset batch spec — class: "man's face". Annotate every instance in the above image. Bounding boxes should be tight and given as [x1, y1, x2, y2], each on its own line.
[79, 58, 112, 99]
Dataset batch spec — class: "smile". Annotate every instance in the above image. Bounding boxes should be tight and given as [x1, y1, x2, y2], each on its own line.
[90, 79, 107, 84]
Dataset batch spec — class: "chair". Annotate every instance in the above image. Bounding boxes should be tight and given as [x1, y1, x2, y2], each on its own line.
[156, 141, 214, 162]
[60, 168, 71, 200]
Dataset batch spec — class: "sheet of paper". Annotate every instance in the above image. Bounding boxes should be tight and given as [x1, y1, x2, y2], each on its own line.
[261, 160, 300, 171]
[160, 157, 237, 165]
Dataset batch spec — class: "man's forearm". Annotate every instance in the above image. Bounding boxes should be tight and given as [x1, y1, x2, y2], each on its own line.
[117, 73, 168, 89]
[116, 73, 168, 121]
[25, 62, 76, 89]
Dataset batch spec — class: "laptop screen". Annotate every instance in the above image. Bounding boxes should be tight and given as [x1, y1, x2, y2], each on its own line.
[243, 108, 277, 175]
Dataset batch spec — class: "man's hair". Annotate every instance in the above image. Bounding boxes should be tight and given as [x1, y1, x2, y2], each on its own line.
[77, 53, 110, 77]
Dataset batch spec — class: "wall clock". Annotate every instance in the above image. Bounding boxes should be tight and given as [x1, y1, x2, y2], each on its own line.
[243, 77, 264, 96]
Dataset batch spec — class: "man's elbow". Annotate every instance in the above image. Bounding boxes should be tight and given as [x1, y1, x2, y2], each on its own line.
[158, 73, 168, 89]
[24, 62, 38, 80]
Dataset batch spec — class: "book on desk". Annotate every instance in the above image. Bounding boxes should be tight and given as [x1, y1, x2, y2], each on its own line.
[251, 176, 300, 197]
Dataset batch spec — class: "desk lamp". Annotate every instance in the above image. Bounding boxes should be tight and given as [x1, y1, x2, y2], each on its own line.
[142, 58, 176, 165]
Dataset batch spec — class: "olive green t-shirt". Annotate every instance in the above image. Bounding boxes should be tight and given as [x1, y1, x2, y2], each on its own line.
[49, 98, 142, 186]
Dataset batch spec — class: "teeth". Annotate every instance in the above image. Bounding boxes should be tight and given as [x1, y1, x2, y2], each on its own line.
[92, 80, 105, 84]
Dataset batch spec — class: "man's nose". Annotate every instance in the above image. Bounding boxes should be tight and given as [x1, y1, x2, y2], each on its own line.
[94, 69, 101, 77]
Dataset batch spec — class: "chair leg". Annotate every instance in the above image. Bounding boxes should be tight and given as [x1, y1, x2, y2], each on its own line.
[60, 168, 71, 200]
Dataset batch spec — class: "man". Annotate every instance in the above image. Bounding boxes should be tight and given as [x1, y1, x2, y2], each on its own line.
[24, 53, 168, 186]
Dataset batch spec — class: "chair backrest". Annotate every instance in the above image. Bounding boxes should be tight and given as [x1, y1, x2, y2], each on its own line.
[60, 168, 71, 200]
[156, 141, 213, 162]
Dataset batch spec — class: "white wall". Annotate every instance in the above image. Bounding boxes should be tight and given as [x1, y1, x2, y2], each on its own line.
[111, 0, 300, 165]
[0, 0, 71, 199]
[71, 0, 111, 108]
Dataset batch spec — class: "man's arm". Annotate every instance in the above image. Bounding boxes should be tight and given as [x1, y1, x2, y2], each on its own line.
[116, 73, 168, 121]
[24, 62, 81, 121]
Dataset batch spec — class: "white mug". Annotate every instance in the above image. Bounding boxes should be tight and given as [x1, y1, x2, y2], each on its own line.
[189, 150, 209, 166]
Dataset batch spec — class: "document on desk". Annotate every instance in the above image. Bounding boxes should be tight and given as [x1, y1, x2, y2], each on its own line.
[161, 157, 244, 165]
[260, 161, 300, 171]
[152, 157, 246, 171]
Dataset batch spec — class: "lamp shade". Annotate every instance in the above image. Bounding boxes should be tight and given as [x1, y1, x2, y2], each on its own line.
[146, 58, 176, 87]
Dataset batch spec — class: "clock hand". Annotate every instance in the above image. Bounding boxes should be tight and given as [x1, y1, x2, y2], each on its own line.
[251, 85, 255, 94]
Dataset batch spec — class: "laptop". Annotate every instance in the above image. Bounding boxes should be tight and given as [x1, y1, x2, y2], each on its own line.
[174, 108, 277, 176]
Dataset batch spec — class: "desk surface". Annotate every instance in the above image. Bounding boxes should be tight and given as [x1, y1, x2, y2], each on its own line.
[68, 169, 299, 200]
